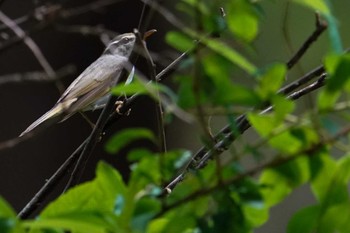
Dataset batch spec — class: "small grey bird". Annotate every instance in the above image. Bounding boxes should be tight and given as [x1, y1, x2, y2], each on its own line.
[20, 32, 136, 137]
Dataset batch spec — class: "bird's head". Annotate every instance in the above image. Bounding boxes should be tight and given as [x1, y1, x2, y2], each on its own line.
[104, 32, 136, 57]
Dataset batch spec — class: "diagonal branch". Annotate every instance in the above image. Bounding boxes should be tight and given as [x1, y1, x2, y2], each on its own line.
[0, 11, 65, 92]
[163, 73, 326, 192]
[0, 65, 75, 86]
[0, 11, 55, 77]
[161, 122, 350, 214]
[286, 12, 328, 69]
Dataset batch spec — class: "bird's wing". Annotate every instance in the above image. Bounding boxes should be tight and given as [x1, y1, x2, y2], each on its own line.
[57, 55, 127, 103]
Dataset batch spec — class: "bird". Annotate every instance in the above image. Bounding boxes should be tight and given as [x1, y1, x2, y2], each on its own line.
[19, 32, 136, 137]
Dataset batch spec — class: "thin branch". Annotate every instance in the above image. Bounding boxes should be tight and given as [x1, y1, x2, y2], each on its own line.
[135, 30, 167, 153]
[0, 11, 65, 92]
[164, 73, 327, 192]
[59, 0, 122, 18]
[0, 65, 75, 86]
[161, 17, 335, 192]
[17, 141, 85, 219]
[0, 11, 55, 77]
[286, 13, 328, 70]
[137, 0, 148, 33]
[0, 0, 122, 53]
[55, 24, 118, 39]
[161, 123, 350, 214]
[0, 15, 28, 30]
[278, 65, 325, 95]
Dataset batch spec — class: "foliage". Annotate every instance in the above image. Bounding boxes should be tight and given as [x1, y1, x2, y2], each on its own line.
[2, 0, 350, 233]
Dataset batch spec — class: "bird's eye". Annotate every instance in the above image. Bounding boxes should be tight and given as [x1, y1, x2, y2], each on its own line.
[124, 37, 130, 41]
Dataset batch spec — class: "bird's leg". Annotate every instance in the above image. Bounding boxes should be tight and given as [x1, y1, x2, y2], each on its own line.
[115, 98, 131, 115]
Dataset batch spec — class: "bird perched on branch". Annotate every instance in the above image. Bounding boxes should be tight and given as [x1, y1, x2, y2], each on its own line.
[20, 32, 136, 137]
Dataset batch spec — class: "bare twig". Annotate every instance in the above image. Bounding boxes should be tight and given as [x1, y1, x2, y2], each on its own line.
[162, 14, 330, 192]
[278, 65, 325, 95]
[0, 65, 75, 86]
[286, 13, 328, 69]
[135, 30, 167, 152]
[164, 72, 327, 192]
[0, 15, 29, 30]
[0, 11, 65, 92]
[60, 0, 122, 18]
[54, 24, 118, 40]
[17, 141, 85, 219]
[161, 123, 350, 214]
[0, 0, 123, 53]
[0, 11, 54, 76]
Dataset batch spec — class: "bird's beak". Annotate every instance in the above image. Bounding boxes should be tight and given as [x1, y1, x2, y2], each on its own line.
[143, 29, 157, 40]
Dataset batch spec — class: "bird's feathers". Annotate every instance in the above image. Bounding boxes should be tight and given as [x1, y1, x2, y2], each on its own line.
[19, 32, 135, 137]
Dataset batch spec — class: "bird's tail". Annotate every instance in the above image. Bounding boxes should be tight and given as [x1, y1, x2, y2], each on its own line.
[19, 105, 63, 137]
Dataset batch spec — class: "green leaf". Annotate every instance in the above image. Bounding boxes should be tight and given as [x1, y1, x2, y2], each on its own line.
[271, 127, 319, 154]
[32, 162, 126, 232]
[269, 131, 304, 154]
[271, 95, 295, 122]
[216, 83, 261, 106]
[206, 192, 250, 233]
[318, 203, 350, 233]
[166, 31, 194, 52]
[0, 198, 22, 233]
[0, 218, 16, 233]
[0, 197, 16, 218]
[319, 54, 350, 110]
[202, 37, 257, 75]
[41, 162, 126, 217]
[24, 213, 117, 233]
[273, 156, 310, 186]
[324, 54, 350, 93]
[132, 198, 161, 232]
[127, 149, 154, 161]
[256, 64, 287, 99]
[146, 218, 169, 233]
[227, 0, 259, 42]
[180, 0, 209, 15]
[176, 75, 194, 109]
[128, 152, 161, 189]
[230, 178, 268, 227]
[310, 151, 336, 202]
[292, 0, 330, 15]
[259, 169, 293, 207]
[242, 202, 268, 228]
[319, 155, 350, 206]
[112, 81, 149, 96]
[248, 113, 278, 137]
[111, 79, 167, 98]
[317, 91, 340, 111]
[287, 205, 320, 233]
[105, 128, 155, 154]
[202, 53, 260, 106]
[308, 155, 350, 233]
